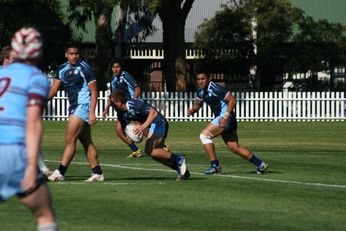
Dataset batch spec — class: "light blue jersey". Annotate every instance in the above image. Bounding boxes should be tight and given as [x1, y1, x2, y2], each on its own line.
[56, 60, 96, 108]
[0, 62, 49, 144]
[110, 71, 138, 99]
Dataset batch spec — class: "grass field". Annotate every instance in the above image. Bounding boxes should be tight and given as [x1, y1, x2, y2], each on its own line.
[1, 121, 346, 231]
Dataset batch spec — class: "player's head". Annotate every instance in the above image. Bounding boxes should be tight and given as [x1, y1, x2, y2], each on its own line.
[64, 42, 81, 66]
[0, 46, 14, 66]
[110, 90, 127, 109]
[111, 58, 123, 76]
[10, 27, 43, 64]
[195, 66, 211, 89]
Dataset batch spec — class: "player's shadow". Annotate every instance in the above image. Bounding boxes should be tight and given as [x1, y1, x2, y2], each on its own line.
[109, 176, 205, 181]
[243, 170, 282, 175]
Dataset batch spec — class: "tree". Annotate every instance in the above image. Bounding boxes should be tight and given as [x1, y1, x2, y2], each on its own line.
[243, 0, 303, 90]
[0, 0, 71, 70]
[155, 0, 194, 91]
[291, 16, 346, 90]
[194, 4, 255, 78]
[68, 0, 116, 89]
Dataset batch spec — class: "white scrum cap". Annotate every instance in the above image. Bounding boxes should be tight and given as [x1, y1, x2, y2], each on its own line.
[11, 27, 43, 60]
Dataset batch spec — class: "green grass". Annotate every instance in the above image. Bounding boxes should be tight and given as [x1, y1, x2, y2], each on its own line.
[1, 121, 346, 231]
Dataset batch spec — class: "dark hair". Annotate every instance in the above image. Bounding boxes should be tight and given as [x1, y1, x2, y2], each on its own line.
[64, 41, 80, 52]
[0, 46, 11, 63]
[111, 90, 127, 104]
[195, 62, 211, 76]
[110, 58, 123, 68]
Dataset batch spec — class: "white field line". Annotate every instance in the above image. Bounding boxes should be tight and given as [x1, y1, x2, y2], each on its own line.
[45, 160, 346, 189]
[52, 181, 165, 186]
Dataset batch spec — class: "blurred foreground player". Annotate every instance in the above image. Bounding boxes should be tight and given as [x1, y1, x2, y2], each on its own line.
[0, 27, 57, 231]
[1, 45, 52, 177]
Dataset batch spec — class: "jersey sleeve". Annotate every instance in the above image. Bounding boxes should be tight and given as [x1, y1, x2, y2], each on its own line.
[133, 99, 151, 115]
[28, 72, 50, 106]
[124, 72, 138, 88]
[83, 61, 97, 84]
[214, 84, 229, 100]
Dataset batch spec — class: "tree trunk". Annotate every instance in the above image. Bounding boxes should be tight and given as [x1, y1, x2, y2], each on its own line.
[114, 1, 128, 58]
[158, 0, 194, 92]
[94, 5, 112, 90]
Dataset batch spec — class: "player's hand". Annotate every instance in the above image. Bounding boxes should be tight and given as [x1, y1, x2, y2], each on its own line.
[219, 118, 227, 128]
[21, 165, 38, 192]
[187, 108, 194, 116]
[102, 109, 108, 118]
[89, 113, 97, 125]
[134, 125, 146, 137]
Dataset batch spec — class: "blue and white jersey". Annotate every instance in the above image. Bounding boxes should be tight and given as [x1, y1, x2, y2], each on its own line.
[0, 62, 49, 144]
[197, 81, 231, 117]
[110, 71, 138, 99]
[56, 60, 96, 107]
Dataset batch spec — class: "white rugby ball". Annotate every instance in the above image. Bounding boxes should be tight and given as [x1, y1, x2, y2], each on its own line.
[125, 122, 143, 143]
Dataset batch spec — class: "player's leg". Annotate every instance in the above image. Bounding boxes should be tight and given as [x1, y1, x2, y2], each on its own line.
[144, 121, 189, 180]
[78, 124, 104, 182]
[20, 183, 57, 231]
[200, 122, 224, 174]
[222, 131, 268, 174]
[48, 115, 85, 181]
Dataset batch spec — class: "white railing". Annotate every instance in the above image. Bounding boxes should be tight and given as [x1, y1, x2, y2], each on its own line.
[43, 91, 346, 121]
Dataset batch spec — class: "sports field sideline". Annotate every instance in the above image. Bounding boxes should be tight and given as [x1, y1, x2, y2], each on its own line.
[1, 121, 345, 231]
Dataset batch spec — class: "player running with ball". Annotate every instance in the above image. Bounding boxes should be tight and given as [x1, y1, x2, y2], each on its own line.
[111, 90, 190, 181]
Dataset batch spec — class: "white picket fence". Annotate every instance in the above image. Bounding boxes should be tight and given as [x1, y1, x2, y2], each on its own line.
[43, 91, 346, 121]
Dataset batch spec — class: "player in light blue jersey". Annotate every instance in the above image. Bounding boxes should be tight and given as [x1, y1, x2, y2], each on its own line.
[48, 42, 104, 182]
[0, 27, 57, 231]
[111, 90, 190, 181]
[1, 45, 52, 177]
[102, 59, 143, 158]
[187, 68, 268, 175]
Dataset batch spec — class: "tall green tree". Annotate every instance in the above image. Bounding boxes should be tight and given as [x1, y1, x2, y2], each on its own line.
[195, 4, 254, 77]
[0, 0, 71, 70]
[68, 0, 116, 89]
[243, 0, 302, 90]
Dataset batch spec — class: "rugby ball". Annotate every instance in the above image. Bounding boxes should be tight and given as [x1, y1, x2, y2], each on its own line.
[125, 122, 143, 143]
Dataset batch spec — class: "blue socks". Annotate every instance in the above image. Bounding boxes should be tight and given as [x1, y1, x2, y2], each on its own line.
[128, 143, 139, 152]
[58, 164, 67, 175]
[249, 155, 262, 167]
[211, 160, 220, 167]
[92, 165, 102, 175]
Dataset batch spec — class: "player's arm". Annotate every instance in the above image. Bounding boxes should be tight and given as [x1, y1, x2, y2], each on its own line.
[187, 99, 203, 116]
[133, 86, 141, 99]
[115, 120, 133, 145]
[23, 103, 42, 191]
[47, 79, 61, 100]
[219, 91, 236, 127]
[88, 80, 98, 125]
[102, 95, 112, 118]
[135, 107, 158, 136]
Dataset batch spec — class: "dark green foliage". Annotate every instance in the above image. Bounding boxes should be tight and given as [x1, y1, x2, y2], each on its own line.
[0, 0, 71, 71]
